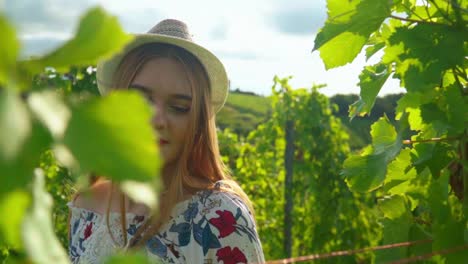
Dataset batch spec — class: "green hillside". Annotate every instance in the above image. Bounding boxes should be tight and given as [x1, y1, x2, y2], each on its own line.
[216, 91, 271, 135]
[216, 90, 403, 150]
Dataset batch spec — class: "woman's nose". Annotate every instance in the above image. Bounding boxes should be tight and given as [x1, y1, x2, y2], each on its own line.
[152, 104, 167, 130]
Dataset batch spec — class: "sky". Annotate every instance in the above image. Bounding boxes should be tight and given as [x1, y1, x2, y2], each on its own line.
[3, 0, 404, 97]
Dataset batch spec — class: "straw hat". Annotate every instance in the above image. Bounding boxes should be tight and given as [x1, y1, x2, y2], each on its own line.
[96, 19, 228, 112]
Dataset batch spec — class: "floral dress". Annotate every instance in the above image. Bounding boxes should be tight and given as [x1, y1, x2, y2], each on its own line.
[68, 183, 265, 263]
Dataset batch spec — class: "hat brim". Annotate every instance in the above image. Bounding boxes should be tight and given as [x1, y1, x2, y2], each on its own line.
[96, 33, 228, 112]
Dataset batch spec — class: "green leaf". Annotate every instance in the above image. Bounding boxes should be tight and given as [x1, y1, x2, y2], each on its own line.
[0, 119, 52, 198]
[0, 191, 30, 248]
[395, 92, 422, 120]
[313, 0, 391, 69]
[365, 42, 385, 61]
[0, 90, 31, 161]
[0, 15, 20, 86]
[419, 103, 449, 134]
[378, 195, 407, 220]
[31, 7, 133, 70]
[364, 21, 395, 61]
[445, 84, 468, 134]
[384, 24, 465, 93]
[343, 115, 405, 192]
[342, 152, 388, 192]
[103, 251, 150, 264]
[406, 108, 426, 131]
[428, 170, 449, 221]
[377, 180, 412, 263]
[411, 143, 454, 178]
[429, 172, 468, 262]
[375, 216, 411, 262]
[390, 169, 431, 211]
[407, 223, 432, 258]
[27, 91, 71, 139]
[349, 63, 391, 119]
[63, 91, 159, 182]
[370, 115, 398, 153]
[22, 169, 69, 264]
[384, 152, 414, 191]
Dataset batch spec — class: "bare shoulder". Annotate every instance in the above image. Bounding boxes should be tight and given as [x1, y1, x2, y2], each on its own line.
[72, 180, 111, 214]
[71, 180, 150, 215]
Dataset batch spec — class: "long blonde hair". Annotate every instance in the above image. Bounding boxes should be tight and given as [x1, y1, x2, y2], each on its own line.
[105, 43, 253, 247]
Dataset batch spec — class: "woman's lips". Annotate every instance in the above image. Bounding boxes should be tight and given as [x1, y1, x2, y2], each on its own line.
[159, 139, 169, 145]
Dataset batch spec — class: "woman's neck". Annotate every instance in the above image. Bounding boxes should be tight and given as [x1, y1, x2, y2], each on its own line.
[161, 163, 177, 188]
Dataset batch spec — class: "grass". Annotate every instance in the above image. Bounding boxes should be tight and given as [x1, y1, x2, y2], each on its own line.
[216, 91, 271, 135]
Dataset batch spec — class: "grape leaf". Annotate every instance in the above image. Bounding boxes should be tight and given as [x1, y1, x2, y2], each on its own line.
[22, 169, 69, 264]
[0, 90, 31, 161]
[0, 190, 30, 248]
[27, 91, 71, 139]
[365, 42, 385, 61]
[375, 214, 411, 262]
[411, 142, 454, 178]
[343, 115, 406, 192]
[384, 24, 464, 93]
[419, 103, 450, 135]
[0, 119, 52, 199]
[445, 84, 468, 134]
[371, 116, 399, 152]
[30, 7, 133, 71]
[384, 149, 415, 194]
[63, 91, 159, 182]
[313, 0, 391, 69]
[395, 92, 423, 120]
[349, 63, 391, 119]
[364, 21, 396, 61]
[429, 172, 468, 262]
[406, 108, 424, 131]
[407, 224, 432, 258]
[103, 251, 150, 264]
[378, 195, 407, 220]
[0, 15, 19, 86]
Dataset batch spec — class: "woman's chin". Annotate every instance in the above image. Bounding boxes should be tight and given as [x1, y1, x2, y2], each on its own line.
[159, 150, 175, 166]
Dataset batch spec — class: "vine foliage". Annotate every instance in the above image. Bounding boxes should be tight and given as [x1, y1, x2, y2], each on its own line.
[314, 0, 467, 262]
[223, 77, 380, 262]
[0, 7, 160, 264]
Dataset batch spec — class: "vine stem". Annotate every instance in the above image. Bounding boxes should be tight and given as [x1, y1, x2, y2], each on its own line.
[453, 67, 468, 96]
[401, 2, 425, 20]
[462, 129, 468, 216]
[428, 0, 456, 24]
[389, 15, 447, 26]
[450, 0, 464, 28]
[402, 135, 465, 145]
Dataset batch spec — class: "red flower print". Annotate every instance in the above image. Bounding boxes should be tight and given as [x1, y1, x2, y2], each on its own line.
[84, 222, 93, 240]
[134, 215, 145, 223]
[216, 246, 247, 264]
[209, 210, 236, 238]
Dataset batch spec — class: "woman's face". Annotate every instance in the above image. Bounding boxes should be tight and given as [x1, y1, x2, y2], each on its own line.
[130, 57, 192, 165]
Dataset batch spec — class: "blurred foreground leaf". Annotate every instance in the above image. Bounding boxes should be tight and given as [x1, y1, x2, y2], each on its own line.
[64, 91, 160, 182]
[22, 169, 69, 264]
[27, 7, 133, 72]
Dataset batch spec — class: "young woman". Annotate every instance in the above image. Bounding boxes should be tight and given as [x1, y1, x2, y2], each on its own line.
[67, 19, 265, 263]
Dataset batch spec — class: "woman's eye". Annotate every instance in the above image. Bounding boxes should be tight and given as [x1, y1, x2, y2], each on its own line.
[170, 105, 190, 113]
